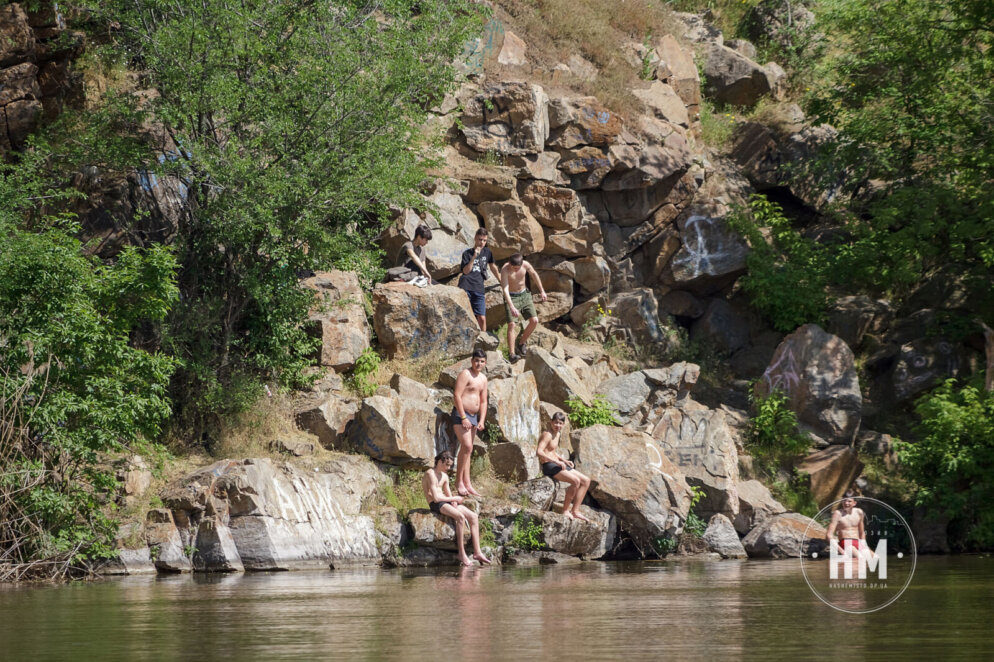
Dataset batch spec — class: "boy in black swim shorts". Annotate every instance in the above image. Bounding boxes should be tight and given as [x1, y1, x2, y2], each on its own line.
[421, 451, 491, 566]
[536, 412, 592, 522]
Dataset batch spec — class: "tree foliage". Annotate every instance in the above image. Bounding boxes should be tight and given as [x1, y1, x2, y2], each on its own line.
[91, 0, 486, 438]
[806, 0, 994, 305]
[899, 380, 994, 549]
[0, 138, 177, 573]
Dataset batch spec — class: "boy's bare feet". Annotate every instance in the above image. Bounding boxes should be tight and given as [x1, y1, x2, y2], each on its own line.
[472, 552, 492, 565]
[457, 484, 469, 497]
[572, 512, 591, 523]
[561, 510, 575, 520]
[466, 485, 482, 497]
[460, 556, 474, 567]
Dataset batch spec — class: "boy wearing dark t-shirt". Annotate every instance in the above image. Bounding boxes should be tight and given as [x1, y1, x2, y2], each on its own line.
[458, 228, 501, 331]
[396, 224, 434, 285]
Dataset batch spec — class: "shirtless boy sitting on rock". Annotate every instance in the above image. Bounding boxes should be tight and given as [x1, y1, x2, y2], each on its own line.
[536, 412, 592, 522]
[422, 451, 491, 566]
[826, 490, 878, 563]
[452, 349, 489, 497]
[499, 252, 547, 362]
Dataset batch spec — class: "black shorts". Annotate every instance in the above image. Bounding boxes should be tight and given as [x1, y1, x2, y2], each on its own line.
[429, 501, 445, 515]
[542, 462, 570, 477]
[451, 407, 479, 428]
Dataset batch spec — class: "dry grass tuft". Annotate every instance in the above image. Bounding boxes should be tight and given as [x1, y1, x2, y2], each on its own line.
[493, 0, 682, 120]
[213, 392, 303, 460]
[377, 352, 452, 389]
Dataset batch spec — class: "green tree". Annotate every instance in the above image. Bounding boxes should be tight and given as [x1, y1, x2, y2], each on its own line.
[806, 0, 994, 306]
[92, 0, 485, 439]
[0, 138, 178, 575]
[899, 380, 994, 549]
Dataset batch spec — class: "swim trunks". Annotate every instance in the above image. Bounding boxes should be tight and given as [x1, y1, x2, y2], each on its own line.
[505, 290, 537, 321]
[429, 501, 445, 515]
[841, 538, 862, 549]
[451, 407, 479, 428]
[541, 461, 571, 477]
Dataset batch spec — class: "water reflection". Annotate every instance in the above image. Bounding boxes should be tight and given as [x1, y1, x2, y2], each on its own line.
[1, 558, 993, 660]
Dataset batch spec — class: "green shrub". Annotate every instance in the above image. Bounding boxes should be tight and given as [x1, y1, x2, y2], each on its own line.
[508, 512, 545, 552]
[726, 194, 828, 333]
[898, 380, 994, 549]
[380, 469, 427, 521]
[348, 348, 381, 398]
[683, 485, 708, 539]
[698, 97, 737, 149]
[566, 395, 620, 428]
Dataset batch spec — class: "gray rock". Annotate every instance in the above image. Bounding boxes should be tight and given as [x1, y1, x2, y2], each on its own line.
[666, 211, 749, 294]
[826, 296, 893, 350]
[703, 43, 772, 106]
[610, 288, 667, 346]
[756, 324, 862, 445]
[461, 82, 550, 155]
[508, 478, 559, 511]
[690, 299, 750, 354]
[295, 393, 358, 451]
[489, 442, 539, 482]
[733, 479, 786, 535]
[658, 291, 705, 319]
[408, 509, 470, 550]
[541, 509, 616, 559]
[796, 445, 863, 509]
[742, 512, 827, 559]
[146, 509, 192, 572]
[503, 550, 582, 566]
[163, 458, 385, 570]
[650, 405, 739, 520]
[703, 514, 747, 559]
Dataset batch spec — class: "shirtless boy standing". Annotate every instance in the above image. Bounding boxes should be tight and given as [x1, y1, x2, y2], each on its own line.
[452, 349, 489, 497]
[500, 253, 547, 361]
[422, 451, 491, 566]
[826, 491, 876, 562]
[536, 412, 592, 521]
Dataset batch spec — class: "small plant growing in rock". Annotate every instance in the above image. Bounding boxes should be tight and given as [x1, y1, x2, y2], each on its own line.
[639, 32, 656, 80]
[480, 518, 497, 549]
[682, 486, 708, 539]
[348, 348, 381, 398]
[508, 512, 545, 552]
[652, 535, 678, 556]
[183, 545, 198, 558]
[566, 395, 619, 428]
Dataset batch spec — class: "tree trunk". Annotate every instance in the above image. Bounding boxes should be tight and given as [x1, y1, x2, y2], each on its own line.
[981, 321, 994, 392]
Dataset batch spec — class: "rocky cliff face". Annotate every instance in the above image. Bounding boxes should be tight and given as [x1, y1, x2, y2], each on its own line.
[0, 3, 81, 155]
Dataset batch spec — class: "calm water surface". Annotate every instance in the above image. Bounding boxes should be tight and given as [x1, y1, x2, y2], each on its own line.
[2, 556, 992, 661]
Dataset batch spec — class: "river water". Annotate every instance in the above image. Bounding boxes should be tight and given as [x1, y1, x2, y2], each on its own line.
[1, 556, 992, 660]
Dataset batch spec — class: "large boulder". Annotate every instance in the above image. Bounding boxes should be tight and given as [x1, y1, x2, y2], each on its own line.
[301, 271, 370, 371]
[145, 509, 192, 573]
[690, 299, 751, 355]
[347, 393, 438, 468]
[654, 34, 701, 115]
[461, 82, 550, 155]
[524, 346, 593, 410]
[756, 324, 862, 445]
[540, 509, 616, 559]
[487, 371, 541, 446]
[651, 405, 739, 520]
[295, 393, 359, 451]
[633, 81, 689, 127]
[372, 282, 479, 359]
[408, 510, 470, 550]
[572, 425, 693, 544]
[609, 288, 667, 346]
[379, 207, 471, 279]
[733, 479, 787, 535]
[742, 512, 827, 559]
[162, 457, 384, 570]
[826, 296, 893, 350]
[702, 514, 747, 559]
[703, 43, 772, 106]
[796, 446, 863, 509]
[665, 211, 749, 294]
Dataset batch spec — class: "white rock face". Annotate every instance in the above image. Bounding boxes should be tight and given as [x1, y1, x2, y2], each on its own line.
[162, 458, 387, 570]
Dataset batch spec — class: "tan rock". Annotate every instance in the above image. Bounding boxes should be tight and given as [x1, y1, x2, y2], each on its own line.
[654, 34, 700, 115]
[479, 199, 545, 259]
[519, 181, 582, 231]
[0, 5, 36, 68]
[797, 445, 863, 508]
[302, 271, 370, 371]
[497, 30, 528, 66]
[633, 81, 690, 127]
[295, 393, 358, 451]
[542, 220, 600, 257]
[572, 425, 693, 543]
[742, 512, 828, 559]
[525, 346, 592, 409]
[505, 151, 565, 183]
[409, 509, 470, 550]
[733, 479, 787, 535]
[461, 82, 549, 155]
[347, 393, 439, 468]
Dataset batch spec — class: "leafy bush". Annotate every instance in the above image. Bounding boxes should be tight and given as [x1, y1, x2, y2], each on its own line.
[566, 395, 620, 428]
[349, 348, 382, 398]
[380, 470, 427, 521]
[508, 512, 545, 552]
[683, 485, 708, 539]
[727, 194, 828, 332]
[899, 380, 994, 549]
[698, 97, 737, 149]
[0, 141, 178, 578]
